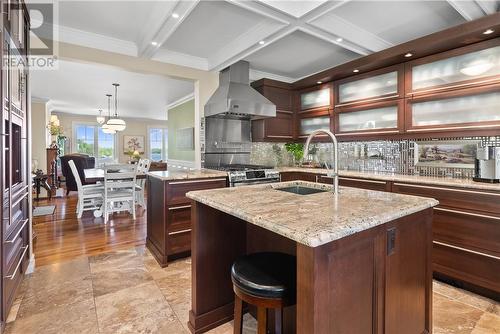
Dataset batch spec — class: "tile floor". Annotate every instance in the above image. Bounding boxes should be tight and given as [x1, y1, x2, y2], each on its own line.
[5, 247, 499, 334]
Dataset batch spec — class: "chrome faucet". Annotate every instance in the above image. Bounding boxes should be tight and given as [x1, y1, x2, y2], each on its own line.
[303, 129, 339, 194]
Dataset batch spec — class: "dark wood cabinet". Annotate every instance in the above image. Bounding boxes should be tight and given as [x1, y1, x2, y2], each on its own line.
[0, 1, 30, 331]
[146, 176, 228, 267]
[251, 79, 295, 142]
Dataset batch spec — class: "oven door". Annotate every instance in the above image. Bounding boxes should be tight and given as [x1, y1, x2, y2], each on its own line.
[230, 177, 280, 187]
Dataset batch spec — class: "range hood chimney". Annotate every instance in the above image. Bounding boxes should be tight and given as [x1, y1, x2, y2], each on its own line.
[204, 60, 276, 120]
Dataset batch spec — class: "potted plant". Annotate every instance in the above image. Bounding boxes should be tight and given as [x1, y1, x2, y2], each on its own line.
[284, 143, 304, 166]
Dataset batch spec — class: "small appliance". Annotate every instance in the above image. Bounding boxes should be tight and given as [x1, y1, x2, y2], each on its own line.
[473, 146, 500, 183]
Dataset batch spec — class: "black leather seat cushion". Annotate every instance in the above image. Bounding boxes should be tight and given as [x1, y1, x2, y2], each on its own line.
[231, 252, 296, 300]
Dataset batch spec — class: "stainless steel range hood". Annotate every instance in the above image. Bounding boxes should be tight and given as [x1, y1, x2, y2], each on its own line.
[204, 61, 276, 120]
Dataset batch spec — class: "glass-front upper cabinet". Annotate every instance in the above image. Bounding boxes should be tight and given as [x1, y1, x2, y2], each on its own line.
[300, 116, 330, 136]
[299, 84, 332, 111]
[408, 41, 500, 94]
[407, 89, 500, 131]
[338, 106, 398, 133]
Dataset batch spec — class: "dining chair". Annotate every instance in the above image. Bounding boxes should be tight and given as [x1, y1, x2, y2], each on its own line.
[68, 160, 104, 218]
[103, 164, 137, 224]
[135, 158, 151, 208]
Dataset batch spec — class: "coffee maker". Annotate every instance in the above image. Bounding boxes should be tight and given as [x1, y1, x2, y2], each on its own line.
[473, 146, 500, 183]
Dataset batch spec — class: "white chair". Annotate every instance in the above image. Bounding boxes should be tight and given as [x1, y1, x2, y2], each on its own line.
[68, 160, 104, 218]
[103, 164, 137, 224]
[135, 158, 151, 208]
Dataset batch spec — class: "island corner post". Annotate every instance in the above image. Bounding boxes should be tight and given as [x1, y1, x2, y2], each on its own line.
[188, 201, 433, 334]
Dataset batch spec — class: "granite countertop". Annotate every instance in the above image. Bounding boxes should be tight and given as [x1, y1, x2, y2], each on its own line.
[187, 181, 438, 247]
[278, 167, 500, 192]
[147, 169, 228, 181]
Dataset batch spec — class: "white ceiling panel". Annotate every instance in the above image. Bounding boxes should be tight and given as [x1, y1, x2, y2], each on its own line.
[163, 1, 274, 59]
[258, 0, 328, 17]
[31, 60, 193, 120]
[58, 1, 174, 44]
[327, 1, 466, 45]
[245, 30, 360, 79]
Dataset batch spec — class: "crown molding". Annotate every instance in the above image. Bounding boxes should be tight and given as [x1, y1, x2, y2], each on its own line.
[152, 49, 209, 70]
[31, 96, 50, 104]
[249, 69, 295, 83]
[31, 19, 138, 56]
[167, 93, 195, 110]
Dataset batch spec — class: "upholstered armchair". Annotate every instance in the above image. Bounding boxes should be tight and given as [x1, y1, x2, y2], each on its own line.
[60, 154, 96, 195]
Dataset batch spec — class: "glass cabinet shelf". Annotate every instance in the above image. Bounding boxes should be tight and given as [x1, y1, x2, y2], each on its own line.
[300, 116, 330, 135]
[412, 46, 500, 91]
[411, 91, 500, 127]
[338, 71, 398, 104]
[338, 106, 398, 132]
[300, 88, 330, 110]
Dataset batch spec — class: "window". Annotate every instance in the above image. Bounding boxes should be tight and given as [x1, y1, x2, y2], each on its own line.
[74, 123, 115, 161]
[149, 127, 167, 161]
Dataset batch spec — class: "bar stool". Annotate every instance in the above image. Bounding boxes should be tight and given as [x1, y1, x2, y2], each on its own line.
[231, 252, 296, 334]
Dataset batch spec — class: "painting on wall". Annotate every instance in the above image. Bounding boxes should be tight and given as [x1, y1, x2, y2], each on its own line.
[176, 127, 194, 150]
[415, 140, 478, 169]
[123, 135, 145, 154]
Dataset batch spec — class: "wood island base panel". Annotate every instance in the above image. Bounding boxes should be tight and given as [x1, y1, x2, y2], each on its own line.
[186, 181, 437, 333]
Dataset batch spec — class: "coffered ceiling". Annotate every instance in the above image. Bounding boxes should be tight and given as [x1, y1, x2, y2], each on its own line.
[38, 0, 500, 83]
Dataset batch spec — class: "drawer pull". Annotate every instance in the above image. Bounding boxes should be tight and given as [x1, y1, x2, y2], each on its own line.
[433, 241, 500, 260]
[168, 205, 191, 211]
[12, 191, 28, 207]
[5, 218, 28, 243]
[434, 207, 500, 222]
[266, 135, 294, 139]
[168, 228, 192, 236]
[393, 182, 500, 197]
[5, 245, 29, 280]
[340, 177, 386, 185]
[169, 178, 227, 185]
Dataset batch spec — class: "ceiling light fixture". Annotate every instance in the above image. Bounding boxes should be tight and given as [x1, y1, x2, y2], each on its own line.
[259, 40, 265, 45]
[353, 69, 359, 73]
[172, 12, 179, 18]
[106, 83, 126, 132]
[96, 109, 105, 125]
[102, 94, 116, 134]
[151, 41, 158, 46]
[336, 37, 343, 42]
[483, 29, 494, 35]
[404, 52, 413, 58]
[316, 81, 322, 84]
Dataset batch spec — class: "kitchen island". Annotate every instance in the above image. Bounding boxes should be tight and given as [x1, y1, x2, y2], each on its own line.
[186, 181, 439, 334]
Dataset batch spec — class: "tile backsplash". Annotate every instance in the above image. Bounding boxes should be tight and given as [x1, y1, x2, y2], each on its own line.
[250, 136, 500, 179]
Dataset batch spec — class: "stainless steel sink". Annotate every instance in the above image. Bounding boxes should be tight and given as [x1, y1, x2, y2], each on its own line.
[275, 186, 327, 195]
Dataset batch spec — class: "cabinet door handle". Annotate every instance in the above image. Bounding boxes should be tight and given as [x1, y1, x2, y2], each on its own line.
[169, 178, 227, 185]
[5, 218, 28, 243]
[340, 177, 386, 184]
[168, 228, 192, 236]
[434, 207, 500, 222]
[393, 182, 500, 197]
[5, 245, 29, 280]
[168, 205, 191, 211]
[433, 241, 500, 260]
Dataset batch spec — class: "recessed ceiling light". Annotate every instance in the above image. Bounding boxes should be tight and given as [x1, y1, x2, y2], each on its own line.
[151, 41, 158, 46]
[483, 29, 494, 35]
[353, 69, 359, 73]
[259, 40, 265, 45]
[316, 81, 322, 84]
[336, 37, 343, 42]
[404, 52, 413, 58]
[172, 12, 180, 18]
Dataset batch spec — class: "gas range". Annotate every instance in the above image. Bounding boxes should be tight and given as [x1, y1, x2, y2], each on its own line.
[205, 164, 280, 187]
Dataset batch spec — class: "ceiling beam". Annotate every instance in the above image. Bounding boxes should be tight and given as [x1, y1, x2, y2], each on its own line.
[446, 0, 486, 20]
[139, 0, 200, 58]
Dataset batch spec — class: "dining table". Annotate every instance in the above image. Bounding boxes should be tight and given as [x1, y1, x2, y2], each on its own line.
[83, 168, 146, 183]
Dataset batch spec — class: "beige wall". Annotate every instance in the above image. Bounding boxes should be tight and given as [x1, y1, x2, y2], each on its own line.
[31, 100, 50, 171]
[168, 99, 195, 162]
[53, 112, 167, 163]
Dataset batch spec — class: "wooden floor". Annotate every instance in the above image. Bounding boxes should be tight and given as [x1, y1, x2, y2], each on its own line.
[32, 192, 146, 267]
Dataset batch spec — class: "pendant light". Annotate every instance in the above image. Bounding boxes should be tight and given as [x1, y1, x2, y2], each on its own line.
[96, 109, 105, 125]
[106, 83, 126, 131]
[102, 94, 116, 134]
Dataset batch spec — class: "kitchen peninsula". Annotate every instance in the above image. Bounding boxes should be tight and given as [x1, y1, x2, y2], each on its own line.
[187, 181, 438, 333]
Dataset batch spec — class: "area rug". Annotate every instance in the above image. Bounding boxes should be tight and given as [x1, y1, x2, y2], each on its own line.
[33, 205, 56, 217]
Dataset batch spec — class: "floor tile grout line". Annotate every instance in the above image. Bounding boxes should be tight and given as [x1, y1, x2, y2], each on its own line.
[434, 286, 500, 318]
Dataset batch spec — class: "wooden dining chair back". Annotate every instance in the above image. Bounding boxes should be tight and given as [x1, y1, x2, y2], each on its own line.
[103, 164, 137, 224]
[68, 160, 104, 218]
